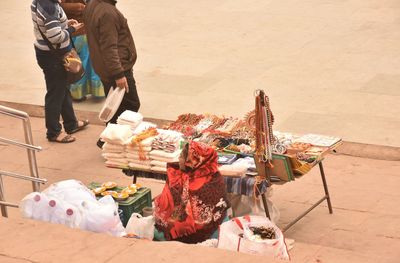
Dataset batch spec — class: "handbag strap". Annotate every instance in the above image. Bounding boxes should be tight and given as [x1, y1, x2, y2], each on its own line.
[37, 26, 57, 51]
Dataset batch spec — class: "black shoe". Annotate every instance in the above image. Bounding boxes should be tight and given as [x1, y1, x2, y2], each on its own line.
[97, 139, 105, 149]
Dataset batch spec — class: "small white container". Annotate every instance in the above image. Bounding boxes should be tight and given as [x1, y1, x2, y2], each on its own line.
[99, 87, 125, 122]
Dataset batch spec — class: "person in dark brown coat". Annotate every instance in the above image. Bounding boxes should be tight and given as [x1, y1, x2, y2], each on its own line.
[83, 0, 140, 146]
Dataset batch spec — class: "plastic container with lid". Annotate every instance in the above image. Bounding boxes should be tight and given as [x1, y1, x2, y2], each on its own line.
[99, 87, 125, 122]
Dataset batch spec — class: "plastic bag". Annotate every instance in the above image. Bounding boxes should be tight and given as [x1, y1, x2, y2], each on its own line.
[80, 195, 126, 237]
[218, 215, 289, 260]
[20, 192, 51, 221]
[227, 188, 280, 224]
[99, 87, 125, 122]
[43, 180, 96, 205]
[125, 213, 155, 240]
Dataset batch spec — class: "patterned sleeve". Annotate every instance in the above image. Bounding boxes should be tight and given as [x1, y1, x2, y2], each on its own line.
[36, 0, 72, 45]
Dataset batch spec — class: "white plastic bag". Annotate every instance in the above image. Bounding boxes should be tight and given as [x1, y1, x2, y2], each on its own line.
[228, 188, 280, 224]
[125, 213, 155, 240]
[43, 180, 96, 205]
[79, 195, 126, 237]
[20, 192, 51, 221]
[218, 215, 289, 260]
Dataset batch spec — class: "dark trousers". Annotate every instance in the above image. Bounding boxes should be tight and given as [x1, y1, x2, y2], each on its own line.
[102, 69, 141, 124]
[35, 48, 78, 138]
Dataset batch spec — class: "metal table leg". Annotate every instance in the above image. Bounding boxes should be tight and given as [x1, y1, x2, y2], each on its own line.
[319, 162, 333, 214]
[261, 193, 271, 219]
[281, 160, 333, 232]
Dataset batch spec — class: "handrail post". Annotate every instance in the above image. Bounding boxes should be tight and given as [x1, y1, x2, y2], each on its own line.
[0, 176, 8, 217]
[0, 104, 47, 217]
[23, 118, 40, 191]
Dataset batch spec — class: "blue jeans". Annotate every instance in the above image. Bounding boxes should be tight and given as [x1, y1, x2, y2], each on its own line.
[35, 47, 78, 138]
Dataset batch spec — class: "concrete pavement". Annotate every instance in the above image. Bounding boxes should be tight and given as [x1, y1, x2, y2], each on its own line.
[1, 113, 399, 262]
[0, 0, 399, 147]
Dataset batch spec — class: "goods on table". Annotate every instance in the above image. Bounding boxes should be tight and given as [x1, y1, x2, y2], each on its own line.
[100, 97, 340, 181]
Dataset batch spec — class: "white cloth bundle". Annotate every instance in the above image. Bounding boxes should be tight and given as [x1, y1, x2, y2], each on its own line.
[129, 159, 152, 166]
[149, 149, 181, 159]
[105, 158, 128, 166]
[150, 160, 167, 168]
[132, 121, 157, 135]
[102, 152, 126, 159]
[100, 124, 133, 145]
[117, 110, 143, 130]
[218, 164, 248, 177]
[126, 146, 152, 153]
[128, 163, 152, 170]
[128, 136, 155, 147]
[118, 110, 143, 124]
[102, 142, 125, 151]
[150, 155, 179, 163]
[126, 152, 150, 160]
[151, 166, 167, 173]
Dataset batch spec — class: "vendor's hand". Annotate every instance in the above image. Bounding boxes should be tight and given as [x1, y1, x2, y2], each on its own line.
[71, 22, 84, 31]
[116, 76, 129, 93]
[68, 19, 78, 26]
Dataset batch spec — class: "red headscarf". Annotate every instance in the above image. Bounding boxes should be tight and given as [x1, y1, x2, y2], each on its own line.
[154, 141, 228, 243]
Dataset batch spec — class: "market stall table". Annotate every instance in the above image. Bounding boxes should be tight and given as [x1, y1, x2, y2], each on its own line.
[116, 151, 335, 233]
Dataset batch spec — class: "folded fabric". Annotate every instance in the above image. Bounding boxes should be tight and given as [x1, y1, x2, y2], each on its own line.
[151, 166, 167, 173]
[126, 152, 150, 160]
[102, 148, 124, 154]
[128, 163, 152, 170]
[117, 119, 140, 129]
[105, 163, 127, 169]
[100, 124, 133, 145]
[118, 110, 143, 123]
[133, 121, 157, 135]
[150, 160, 167, 168]
[102, 142, 125, 151]
[218, 164, 248, 177]
[105, 159, 129, 166]
[149, 150, 181, 159]
[150, 156, 179, 163]
[102, 152, 126, 159]
[126, 145, 152, 152]
[129, 159, 152, 166]
[128, 136, 155, 147]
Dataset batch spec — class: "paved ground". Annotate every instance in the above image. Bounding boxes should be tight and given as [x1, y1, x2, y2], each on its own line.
[1, 115, 399, 262]
[1, 0, 400, 147]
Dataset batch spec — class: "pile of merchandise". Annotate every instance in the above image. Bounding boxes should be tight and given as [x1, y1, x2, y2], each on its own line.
[100, 110, 183, 172]
[100, 108, 340, 180]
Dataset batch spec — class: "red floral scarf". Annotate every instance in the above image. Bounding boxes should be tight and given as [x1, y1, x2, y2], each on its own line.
[154, 141, 228, 243]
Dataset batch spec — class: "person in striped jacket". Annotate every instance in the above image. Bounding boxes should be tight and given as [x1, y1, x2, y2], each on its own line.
[31, 0, 89, 143]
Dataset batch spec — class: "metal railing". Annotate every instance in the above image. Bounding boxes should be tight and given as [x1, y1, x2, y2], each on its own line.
[0, 105, 47, 217]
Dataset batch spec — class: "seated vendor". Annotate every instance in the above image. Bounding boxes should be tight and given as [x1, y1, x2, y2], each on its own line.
[154, 141, 230, 244]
